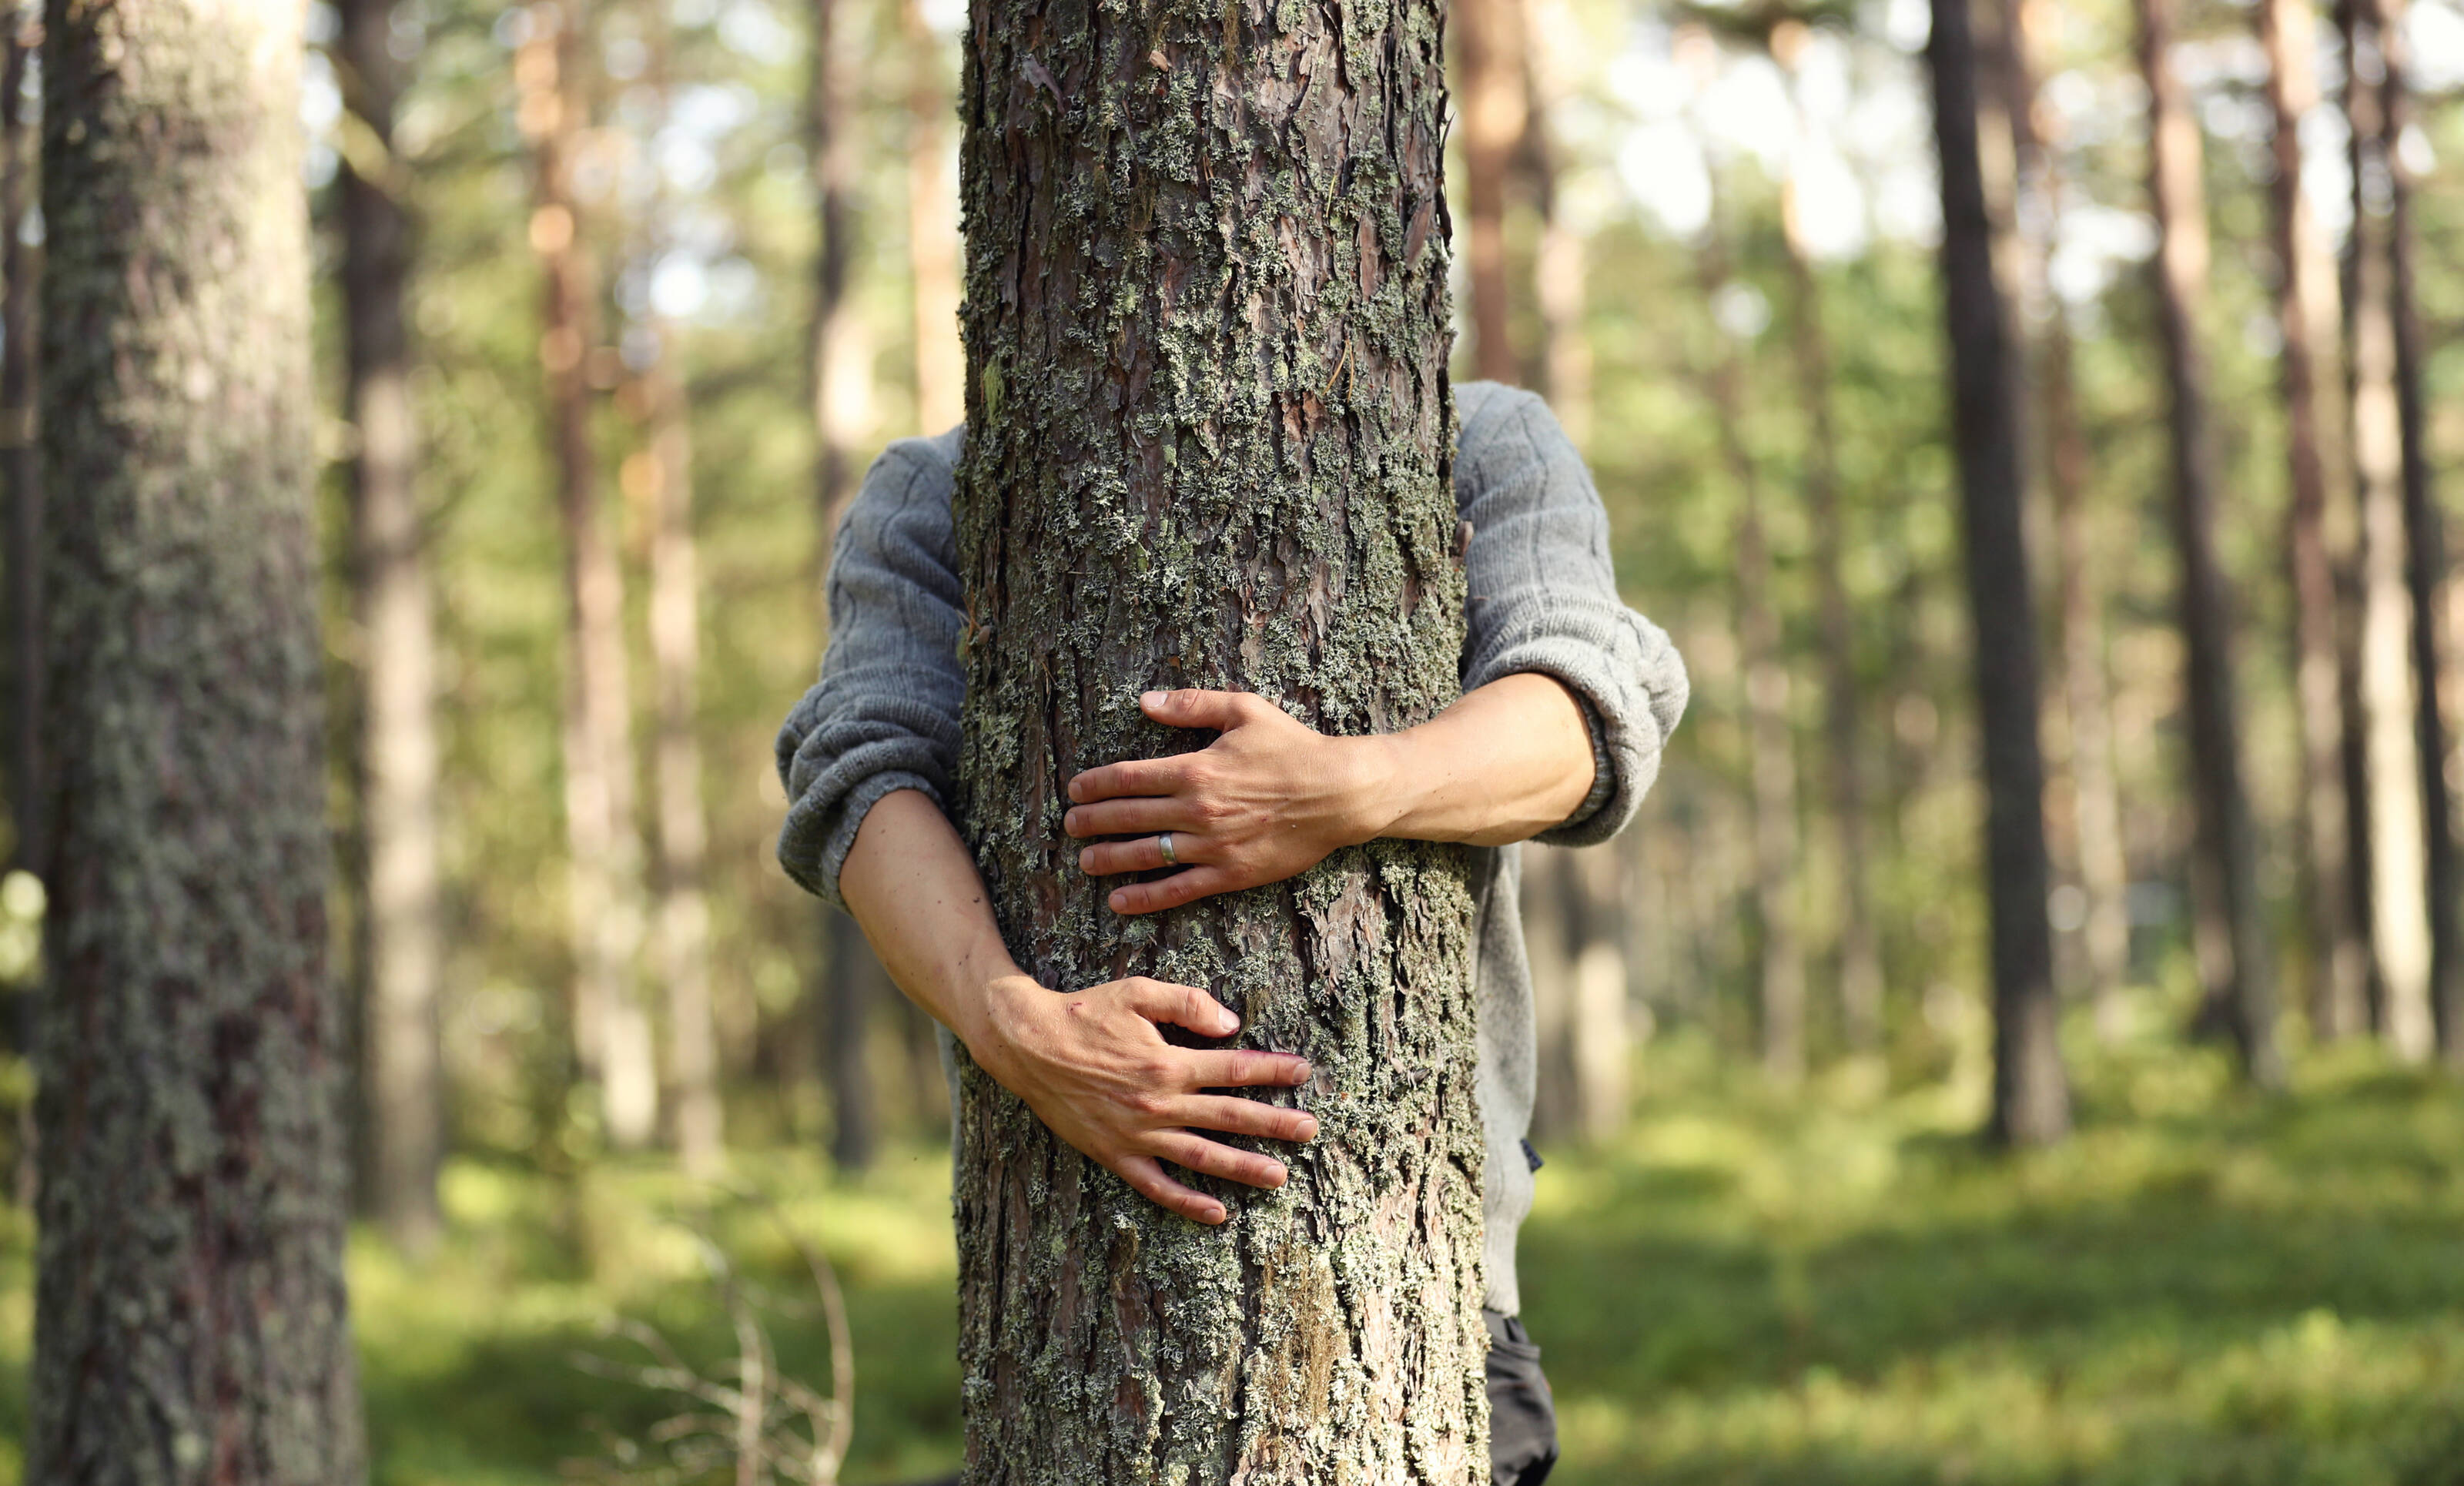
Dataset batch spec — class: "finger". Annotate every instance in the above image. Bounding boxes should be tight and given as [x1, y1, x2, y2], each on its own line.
[1114, 1153, 1228, 1225]
[1141, 688, 1259, 733]
[1150, 1129, 1290, 1190]
[1173, 1094, 1320, 1144]
[1110, 866, 1240, 915]
[1078, 832, 1207, 876]
[1068, 755, 1195, 805]
[1063, 797, 1188, 840]
[1121, 977, 1243, 1038]
[1183, 1047, 1313, 1089]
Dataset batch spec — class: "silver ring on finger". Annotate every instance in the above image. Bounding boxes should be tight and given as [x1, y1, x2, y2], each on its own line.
[1158, 832, 1178, 866]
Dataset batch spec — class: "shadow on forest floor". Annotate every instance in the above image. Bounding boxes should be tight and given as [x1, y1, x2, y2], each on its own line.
[0, 1031, 2456, 1485]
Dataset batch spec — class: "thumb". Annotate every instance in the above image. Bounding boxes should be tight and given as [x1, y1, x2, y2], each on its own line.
[1143, 688, 1252, 732]
[1125, 978, 1242, 1038]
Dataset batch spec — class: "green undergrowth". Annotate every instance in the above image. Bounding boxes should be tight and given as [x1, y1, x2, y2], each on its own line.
[0, 1035, 2454, 1484]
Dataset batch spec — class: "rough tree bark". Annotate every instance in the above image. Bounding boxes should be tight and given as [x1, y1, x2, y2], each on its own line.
[906, 0, 965, 434]
[2340, 0, 2432, 1059]
[2135, 0, 2282, 1087]
[1458, 0, 1525, 383]
[1696, 237, 1806, 1086]
[1772, 18, 1881, 1056]
[1999, 0, 2129, 1032]
[2259, 0, 2368, 1042]
[1930, 0, 2069, 1144]
[340, 0, 445, 1253]
[32, 0, 366, 1474]
[519, 3, 659, 1146]
[949, 0, 1485, 1474]
[2365, 0, 2462, 1063]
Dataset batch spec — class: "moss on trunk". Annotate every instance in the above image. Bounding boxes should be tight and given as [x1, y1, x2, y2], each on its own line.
[949, 0, 1485, 1477]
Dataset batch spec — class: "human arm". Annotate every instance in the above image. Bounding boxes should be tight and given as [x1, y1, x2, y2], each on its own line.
[839, 788, 1317, 1225]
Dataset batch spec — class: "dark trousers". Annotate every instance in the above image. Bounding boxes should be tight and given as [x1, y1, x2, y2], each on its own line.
[1486, 1308, 1560, 1486]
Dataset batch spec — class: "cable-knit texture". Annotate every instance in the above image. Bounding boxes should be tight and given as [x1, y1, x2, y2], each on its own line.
[774, 385, 1688, 1314]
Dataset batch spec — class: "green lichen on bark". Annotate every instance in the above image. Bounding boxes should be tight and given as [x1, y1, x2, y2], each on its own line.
[950, 0, 1483, 1478]
[32, 0, 365, 1480]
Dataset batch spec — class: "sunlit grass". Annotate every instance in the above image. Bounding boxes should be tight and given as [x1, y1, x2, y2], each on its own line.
[0, 1033, 2456, 1484]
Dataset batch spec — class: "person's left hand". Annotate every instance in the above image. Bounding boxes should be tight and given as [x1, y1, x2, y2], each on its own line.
[1065, 689, 1389, 915]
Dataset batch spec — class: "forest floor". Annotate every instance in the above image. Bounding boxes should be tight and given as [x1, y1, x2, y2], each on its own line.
[0, 1029, 2459, 1484]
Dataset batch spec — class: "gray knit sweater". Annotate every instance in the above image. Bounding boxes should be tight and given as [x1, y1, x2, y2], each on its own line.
[775, 381, 1688, 1315]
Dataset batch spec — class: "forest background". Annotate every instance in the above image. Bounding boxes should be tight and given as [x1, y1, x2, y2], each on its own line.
[5, 0, 2464, 1478]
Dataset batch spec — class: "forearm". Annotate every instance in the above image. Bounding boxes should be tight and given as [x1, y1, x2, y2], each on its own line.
[837, 786, 1023, 1050]
[1356, 672, 1595, 848]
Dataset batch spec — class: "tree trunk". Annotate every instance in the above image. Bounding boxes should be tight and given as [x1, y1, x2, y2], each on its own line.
[1521, 0, 1587, 438]
[2000, 0, 2129, 1033]
[2338, 0, 2435, 1060]
[2260, 0, 2369, 1041]
[1774, 27, 1881, 1056]
[340, 0, 445, 1254]
[2, 8, 34, 890]
[1458, 0, 1525, 383]
[519, 3, 658, 1146]
[1562, 844, 1629, 1140]
[1930, 0, 2069, 1144]
[1697, 241, 1806, 1087]
[2367, 0, 2462, 1064]
[906, 0, 964, 435]
[2134, 0, 2282, 1086]
[820, 907, 879, 1170]
[950, 0, 1485, 1474]
[32, 0, 366, 1474]
[644, 348, 725, 1176]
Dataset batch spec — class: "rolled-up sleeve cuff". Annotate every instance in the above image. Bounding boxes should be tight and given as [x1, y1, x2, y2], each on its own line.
[1466, 595, 1690, 849]
[779, 764, 945, 911]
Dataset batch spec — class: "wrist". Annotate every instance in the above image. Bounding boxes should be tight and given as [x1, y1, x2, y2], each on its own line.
[1338, 732, 1411, 845]
[959, 968, 1045, 1076]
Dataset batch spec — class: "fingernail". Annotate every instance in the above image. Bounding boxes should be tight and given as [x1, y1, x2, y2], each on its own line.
[1141, 690, 1166, 708]
[1217, 1011, 1240, 1035]
[1109, 890, 1130, 912]
[1265, 1166, 1288, 1188]
[1077, 848, 1094, 872]
[1203, 1203, 1225, 1223]
[1292, 1061, 1313, 1083]
[1297, 1117, 1320, 1140]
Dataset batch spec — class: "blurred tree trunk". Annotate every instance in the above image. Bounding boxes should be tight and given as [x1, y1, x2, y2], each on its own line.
[1458, 0, 1525, 383]
[32, 0, 365, 1473]
[1930, 0, 2068, 1143]
[2367, 0, 2462, 1063]
[2260, 0, 2370, 1041]
[519, 4, 659, 1147]
[1773, 21, 1881, 1057]
[950, 0, 1485, 1471]
[1522, 0, 1589, 439]
[644, 351, 724, 1176]
[905, 0, 963, 435]
[2134, 0, 2282, 1087]
[2339, 0, 2436, 1060]
[2000, 0, 2130, 1035]
[2, 9, 34, 892]
[340, 0, 444, 1254]
[808, 0, 880, 1169]
[1697, 239, 1806, 1086]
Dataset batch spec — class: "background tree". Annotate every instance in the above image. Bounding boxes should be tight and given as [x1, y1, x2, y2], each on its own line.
[31, 0, 363, 1473]
[2134, 0, 2279, 1086]
[948, 0, 1485, 1471]
[340, 0, 445, 1253]
[1930, 0, 2067, 1144]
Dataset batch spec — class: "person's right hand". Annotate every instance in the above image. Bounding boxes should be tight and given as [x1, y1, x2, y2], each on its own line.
[962, 972, 1318, 1225]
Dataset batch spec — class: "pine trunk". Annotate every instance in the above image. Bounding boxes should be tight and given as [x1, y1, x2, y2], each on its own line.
[2135, 0, 2282, 1086]
[1457, 0, 1524, 384]
[949, 0, 1485, 1474]
[2, 12, 34, 889]
[820, 909, 879, 1171]
[906, 0, 965, 435]
[645, 350, 724, 1175]
[2368, 0, 2462, 1063]
[1699, 240, 1806, 1086]
[2260, 0, 2369, 1040]
[1522, 0, 1588, 441]
[1930, 0, 2069, 1144]
[32, 0, 365, 1474]
[341, 0, 445, 1253]
[2340, 0, 2435, 1059]
[521, 6, 658, 1146]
